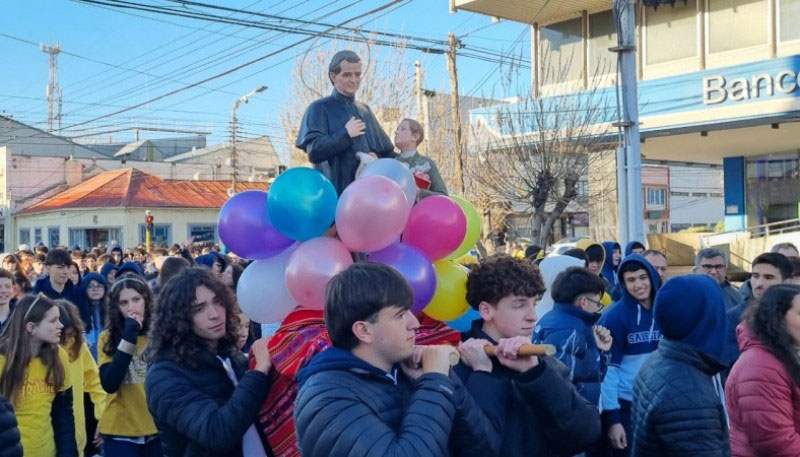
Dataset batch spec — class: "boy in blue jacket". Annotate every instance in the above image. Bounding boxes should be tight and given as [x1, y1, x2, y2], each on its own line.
[534, 266, 613, 407]
[599, 254, 662, 457]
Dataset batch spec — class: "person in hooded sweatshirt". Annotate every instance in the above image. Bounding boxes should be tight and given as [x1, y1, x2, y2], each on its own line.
[33, 249, 78, 303]
[294, 262, 503, 457]
[74, 273, 107, 358]
[99, 262, 118, 287]
[536, 255, 585, 319]
[576, 240, 614, 309]
[599, 254, 662, 457]
[631, 275, 730, 457]
[625, 241, 646, 257]
[454, 255, 601, 457]
[603, 242, 622, 301]
[534, 266, 612, 409]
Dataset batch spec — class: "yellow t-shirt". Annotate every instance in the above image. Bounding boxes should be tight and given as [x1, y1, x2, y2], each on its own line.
[0, 345, 72, 457]
[67, 342, 106, 456]
[97, 331, 157, 437]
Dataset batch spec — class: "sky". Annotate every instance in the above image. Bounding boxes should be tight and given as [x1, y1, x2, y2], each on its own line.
[0, 0, 531, 160]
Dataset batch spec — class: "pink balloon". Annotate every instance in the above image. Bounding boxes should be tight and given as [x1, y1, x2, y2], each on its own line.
[285, 237, 354, 310]
[402, 196, 467, 261]
[336, 175, 411, 253]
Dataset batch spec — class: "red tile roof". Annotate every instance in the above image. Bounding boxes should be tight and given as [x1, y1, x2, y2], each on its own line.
[17, 168, 269, 215]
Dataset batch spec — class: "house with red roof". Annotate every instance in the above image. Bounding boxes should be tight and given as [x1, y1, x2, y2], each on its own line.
[13, 168, 268, 250]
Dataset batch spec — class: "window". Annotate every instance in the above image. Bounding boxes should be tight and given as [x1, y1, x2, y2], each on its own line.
[139, 224, 172, 245]
[541, 17, 583, 82]
[34, 228, 42, 245]
[645, 0, 697, 64]
[68, 229, 86, 250]
[19, 228, 31, 247]
[48, 227, 60, 248]
[710, 192, 724, 198]
[780, 0, 800, 42]
[646, 188, 666, 208]
[708, 0, 768, 53]
[691, 192, 709, 197]
[588, 10, 616, 75]
[670, 191, 690, 197]
[189, 224, 217, 243]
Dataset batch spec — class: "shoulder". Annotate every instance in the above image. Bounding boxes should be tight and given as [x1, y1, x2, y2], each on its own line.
[734, 346, 790, 382]
[56, 345, 70, 366]
[98, 329, 109, 344]
[307, 96, 337, 111]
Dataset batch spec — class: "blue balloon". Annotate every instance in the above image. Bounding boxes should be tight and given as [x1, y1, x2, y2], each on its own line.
[446, 308, 481, 332]
[268, 168, 338, 241]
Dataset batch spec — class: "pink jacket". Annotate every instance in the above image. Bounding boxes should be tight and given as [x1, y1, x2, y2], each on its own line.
[726, 323, 800, 457]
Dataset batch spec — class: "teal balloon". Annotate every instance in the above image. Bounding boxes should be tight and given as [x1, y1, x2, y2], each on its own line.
[268, 168, 338, 241]
[446, 308, 481, 332]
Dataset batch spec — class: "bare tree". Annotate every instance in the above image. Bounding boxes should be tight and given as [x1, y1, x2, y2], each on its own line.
[468, 52, 616, 246]
[280, 37, 415, 166]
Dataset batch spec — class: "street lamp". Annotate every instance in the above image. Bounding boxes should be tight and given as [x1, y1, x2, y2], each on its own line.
[230, 85, 268, 194]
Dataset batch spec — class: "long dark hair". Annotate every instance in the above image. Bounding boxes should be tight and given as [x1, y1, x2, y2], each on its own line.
[0, 294, 66, 404]
[56, 300, 85, 362]
[748, 284, 800, 385]
[148, 268, 240, 369]
[103, 276, 154, 357]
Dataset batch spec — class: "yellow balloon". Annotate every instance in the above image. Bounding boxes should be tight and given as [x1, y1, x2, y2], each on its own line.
[445, 195, 481, 261]
[424, 260, 470, 321]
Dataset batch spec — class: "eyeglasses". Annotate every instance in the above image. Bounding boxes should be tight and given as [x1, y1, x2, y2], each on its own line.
[700, 264, 726, 272]
[582, 295, 604, 309]
[87, 284, 105, 290]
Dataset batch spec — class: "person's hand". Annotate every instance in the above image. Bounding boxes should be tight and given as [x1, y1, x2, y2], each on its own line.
[346, 117, 366, 138]
[608, 423, 627, 450]
[593, 325, 613, 352]
[93, 429, 103, 447]
[458, 338, 493, 372]
[421, 345, 454, 376]
[126, 310, 144, 329]
[495, 336, 538, 373]
[400, 346, 424, 381]
[250, 338, 272, 374]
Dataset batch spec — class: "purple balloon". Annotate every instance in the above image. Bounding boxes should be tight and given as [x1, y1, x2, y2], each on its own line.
[369, 243, 437, 314]
[218, 190, 294, 260]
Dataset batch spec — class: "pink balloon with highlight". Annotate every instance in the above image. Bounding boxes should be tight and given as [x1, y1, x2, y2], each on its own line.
[285, 237, 354, 310]
[336, 175, 410, 253]
[402, 196, 467, 261]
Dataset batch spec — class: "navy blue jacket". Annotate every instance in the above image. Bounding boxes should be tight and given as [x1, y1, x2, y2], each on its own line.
[33, 276, 77, 303]
[99, 263, 118, 283]
[74, 273, 106, 333]
[632, 275, 730, 457]
[455, 320, 602, 457]
[295, 346, 501, 457]
[722, 298, 750, 378]
[625, 241, 645, 257]
[0, 394, 22, 457]
[145, 349, 271, 457]
[534, 302, 609, 405]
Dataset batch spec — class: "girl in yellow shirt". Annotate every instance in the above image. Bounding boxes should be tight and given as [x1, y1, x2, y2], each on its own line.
[98, 276, 161, 456]
[56, 300, 106, 457]
[0, 293, 77, 457]
[97, 275, 161, 457]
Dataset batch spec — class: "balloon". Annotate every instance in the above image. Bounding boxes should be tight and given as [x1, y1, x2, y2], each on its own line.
[236, 244, 298, 324]
[218, 190, 294, 260]
[369, 243, 436, 314]
[446, 308, 480, 332]
[423, 260, 470, 321]
[268, 168, 338, 241]
[336, 175, 410, 253]
[285, 237, 353, 310]
[445, 196, 481, 261]
[403, 196, 467, 261]
[360, 158, 417, 207]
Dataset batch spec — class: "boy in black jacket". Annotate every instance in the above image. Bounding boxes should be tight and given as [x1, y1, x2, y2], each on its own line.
[454, 255, 602, 457]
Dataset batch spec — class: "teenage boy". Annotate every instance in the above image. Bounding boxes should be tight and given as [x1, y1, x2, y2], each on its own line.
[294, 263, 501, 457]
[456, 255, 601, 457]
[723, 252, 792, 369]
[33, 249, 76, 301]
[0, 270, 14, 331]
[599, 254, 663, 457]
[534, 267, 612, 407]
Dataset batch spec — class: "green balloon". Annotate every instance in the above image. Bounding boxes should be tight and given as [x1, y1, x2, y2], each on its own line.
[445, 195, 481, 261]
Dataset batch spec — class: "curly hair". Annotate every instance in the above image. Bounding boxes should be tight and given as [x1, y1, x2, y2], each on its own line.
[466, 255, 546, 309]
[147, 268, 241, 369]
[102, 276, 155, 357]
[747, 284, 800, 385]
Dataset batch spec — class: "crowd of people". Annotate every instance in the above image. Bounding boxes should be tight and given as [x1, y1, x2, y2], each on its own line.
[0, 237, 796, 457]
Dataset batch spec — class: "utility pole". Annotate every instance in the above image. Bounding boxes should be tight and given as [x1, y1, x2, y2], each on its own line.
[230, 85, 267, 195]
[40, 42, 62, 132]
[446, 33, 465, 195]
[611, 0, 644, 245]
[414, 61, 426, 154]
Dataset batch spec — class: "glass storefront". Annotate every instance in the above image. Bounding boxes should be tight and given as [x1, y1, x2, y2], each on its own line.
[746, 151, 800, 227]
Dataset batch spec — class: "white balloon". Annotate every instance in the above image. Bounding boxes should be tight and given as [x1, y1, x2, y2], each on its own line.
[359, 158, 417, 207]
[237, 244, 298, 324]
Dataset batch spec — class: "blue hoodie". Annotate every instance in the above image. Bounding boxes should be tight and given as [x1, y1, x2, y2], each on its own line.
[100, 262, 118, 283]
[599, 254, 662, 425]
[33, 275, 76, 302]
[75, 273, 107, 358]
[534, 302, 608, 406]
[625, 241, 646, 257]
[194, 254, 216, 270]
[601, 241, 621, 289]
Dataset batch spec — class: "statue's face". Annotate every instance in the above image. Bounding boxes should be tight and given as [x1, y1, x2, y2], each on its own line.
[330, 60, 362, 97]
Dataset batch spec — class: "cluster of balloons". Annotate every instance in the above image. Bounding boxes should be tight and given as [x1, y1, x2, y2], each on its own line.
[218, 159, 482, 326]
